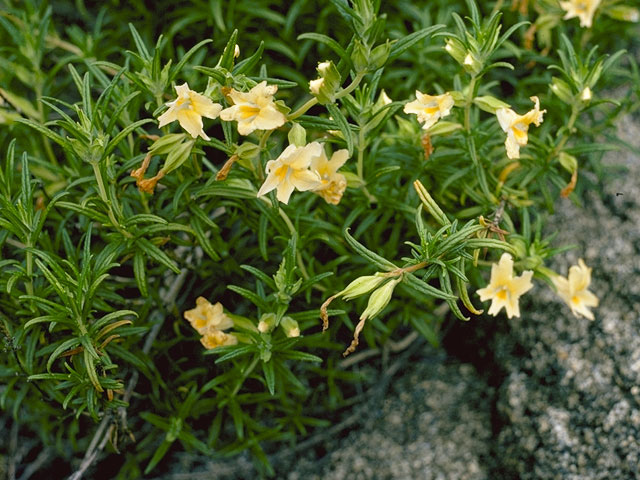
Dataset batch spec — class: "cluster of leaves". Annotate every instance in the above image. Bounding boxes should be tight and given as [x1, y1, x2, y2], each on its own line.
[0, 0, 638, 477]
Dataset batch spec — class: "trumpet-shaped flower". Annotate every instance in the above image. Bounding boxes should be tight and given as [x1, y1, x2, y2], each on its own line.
[559, 0, 601, 28]
[257, 142, 323, 204]
[404, 91, 454, 130]
[496, 96, 546, 159]
[220, 81, 287, 135]
[552, 259, 599, 320]
[477, 253, 534, 318]
[310, 148, 349, 205]
[157, 83, 222, 140]
[183, 297, 237, 349]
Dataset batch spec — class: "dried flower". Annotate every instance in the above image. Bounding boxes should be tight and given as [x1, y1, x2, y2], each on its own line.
[310, 148, 349, 205]
[157, 83, 222, 140]
[404, 91, 454, 130]
[477, 253, 534, 318]
[559, 0, 601, 28]
[257, 142, 323, 204]
[220, 81, 287, 135]
[496, 96, 546, 159]
[552, 259, 599, 320]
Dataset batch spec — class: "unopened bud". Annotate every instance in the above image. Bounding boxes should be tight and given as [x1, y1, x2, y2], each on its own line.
[280, 316, 300, 338]
[359, 278, 400, 322]
[550, 77, 573, 104]
[288, 123, 307, 147]
[444, 38, 467, 65]
[339, 274, 386, 301]
[558, 151, 578, 174]
[462, 52, 482, 75]
[580, 86, 592, 102]
[258, 313, 276, 333]
[309, 78, 324, 95]
[473, 95, 511, 114]
[234, 45, 240, 58]
[605, 5, 640, 22]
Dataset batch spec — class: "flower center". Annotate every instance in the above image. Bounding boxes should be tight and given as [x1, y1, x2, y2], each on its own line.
[496, 288, 508, 300]
[238, 105, 261, 120]
[423, 104, 439, 115]
[274, 165, 289, 181]
[571, 295, 581, 305]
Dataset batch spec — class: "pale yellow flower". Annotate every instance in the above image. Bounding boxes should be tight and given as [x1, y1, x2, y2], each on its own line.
[200, 329, 238, 349]
[496, 96, 546, 159]
[552, 259, 599, 320]
[309, 78, 324, 95]
[220, 81, 287, 136]
[257, 142, 323, 204]
[404, 91, 454, 129]
[183, 297, 237, 350]
[477, 253, 534, 318]
[310, 148, 349, 205]
[559, 0, 601, 28]
[157, 83, 222, 140]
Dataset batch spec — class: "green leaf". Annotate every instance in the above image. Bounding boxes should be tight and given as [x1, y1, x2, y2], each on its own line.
[326, 103, 354, 155]
[388, 25, 444, 61]
[297, 32, 351, 66]
[344, 228, 397, 271]
[262, 360, 275, 395]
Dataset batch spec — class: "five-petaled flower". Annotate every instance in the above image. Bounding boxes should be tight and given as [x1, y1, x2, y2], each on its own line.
[552, 259, 599, 320]
[477, 253, 534, 318]
[220, 81, 287, 135]
[404, 91, 454, 129]
[157, 83, 222, 140]
[496, 96, 546, 159]
[559, 0, 601, 28]
[257, 142, 323, 204]
[183, 297, 237, 349]
[310, 148, 349, 205]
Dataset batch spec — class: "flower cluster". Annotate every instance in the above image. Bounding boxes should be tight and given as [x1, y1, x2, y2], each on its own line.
[257, 142, 349, 205]
[158, 81, 285, 139]
[183, 297, 237, 349]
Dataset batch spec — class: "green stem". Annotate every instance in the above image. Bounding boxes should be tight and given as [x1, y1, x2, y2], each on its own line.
[548, 103, 579, 162]
[91, 162, 132, 238]
[287, 97, 318, 121]
[464, 76, 477, 132]
[25, 243, 34, 296]
[231, 356, 259, 397]
[335, 72, 365, 100]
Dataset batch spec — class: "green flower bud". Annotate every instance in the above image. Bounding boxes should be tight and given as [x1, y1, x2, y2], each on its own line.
[604, 5, 639, 23]
[473, 96, 511, 114]
[351, 40, 370, 73]
[427, 120, 463, 136]
[510, 237, 528, 259]
[280, 316, 300, 338]
[258, 313, 277, 333]
[550, 77, 574, 104]
[369, 41, 391, 70]
[462, 52, 482, 76]
[444, 38, 467, 65]
[339, 274, 386, 301]
[558, 152, 578, 174]
[359, 278, 400, 321]
[288, 123, 307, 147]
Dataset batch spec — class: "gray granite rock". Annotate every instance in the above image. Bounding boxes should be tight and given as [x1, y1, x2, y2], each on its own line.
[494, 114, 640, 479]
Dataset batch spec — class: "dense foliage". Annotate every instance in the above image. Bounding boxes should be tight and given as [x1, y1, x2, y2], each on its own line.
[0, 0, 638, 477]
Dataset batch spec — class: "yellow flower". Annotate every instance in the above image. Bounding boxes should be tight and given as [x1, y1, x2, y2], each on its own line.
[403, 91, 454, 129]
[496, 96, 546, 159]
[559, 0, 601, 28]
[310, 148, 349, 205]
[477, 253, 534, 318]
[220, 81, 287, 136]
[552, 259, 599, 320]
[200, 329, 238, 349]
[257, 142, 323, 204]
[309, 78, 324, 95]
[157, 83, 222, 140]
[183, 297, 237, 349]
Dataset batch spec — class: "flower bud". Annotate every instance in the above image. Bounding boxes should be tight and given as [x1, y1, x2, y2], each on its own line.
[369, 41, 391, 70]
[359, 278, 400, 321]
[351, 40, 370, 73]
[604, 5, 639, 22]
[426, 120, 463, 136]
[287, 123, 307, 147]
[444, 38, 467, 65]
[580, 86, 592, 102]
[339, 274, 386, 301]
[280, 316, 300, 338]
[550, 77, 574, 104]
[473, 95, 511, 114]
[234, 45, 240, 58]
[309, 78, 324, 95]
[462, 52, 482, 75]
[258, 313, 276, 333]
[558, 151, 578, 174]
